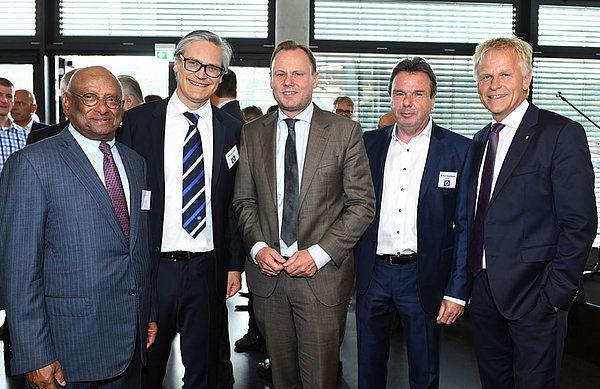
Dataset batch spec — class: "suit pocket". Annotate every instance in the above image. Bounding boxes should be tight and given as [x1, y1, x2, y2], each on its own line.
[45, 296, 92, 317]
[520, 244, 556, 263]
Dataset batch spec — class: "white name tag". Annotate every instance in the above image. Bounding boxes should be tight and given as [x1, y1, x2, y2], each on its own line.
[226, 145, 239, 169]
[438, 171, 457, 189]
[141, 190, 151, 210]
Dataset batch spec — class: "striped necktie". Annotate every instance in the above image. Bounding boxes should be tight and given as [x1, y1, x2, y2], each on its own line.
[182, 112, 206, 238]
[99, 141, 129, 242]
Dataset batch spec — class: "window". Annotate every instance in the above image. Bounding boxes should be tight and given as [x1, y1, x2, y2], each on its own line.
[0, 0, 36, 36]
[314, 1, 514, 43]
[538, 4, 600, 47]
[59, 0, 269, 38]
[0, 64, 34, 92]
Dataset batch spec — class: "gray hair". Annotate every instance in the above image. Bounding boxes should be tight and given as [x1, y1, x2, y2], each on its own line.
[118, 75, 144, 105]
[174, 30, 233, 72]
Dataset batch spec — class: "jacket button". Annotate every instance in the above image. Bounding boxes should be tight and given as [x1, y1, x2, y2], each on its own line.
[274, 241, 279, 247]
[128, 289, 136, 296]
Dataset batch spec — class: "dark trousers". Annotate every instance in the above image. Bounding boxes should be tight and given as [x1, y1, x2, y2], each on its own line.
[217, 309, 234, 389]
[142, 253, 222, 389]
[470, 271, 568, 389]
[356, 260, 440, 389]
[26, 334, 142, 389]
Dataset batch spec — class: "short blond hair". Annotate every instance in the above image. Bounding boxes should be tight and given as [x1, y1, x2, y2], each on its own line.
[473, 36, 532, 80]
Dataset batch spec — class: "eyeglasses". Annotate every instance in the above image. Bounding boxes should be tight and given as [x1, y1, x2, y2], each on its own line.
[71, 92, 123, 109]
[178, 54, 225, 78]
[335, 108, 353, 116]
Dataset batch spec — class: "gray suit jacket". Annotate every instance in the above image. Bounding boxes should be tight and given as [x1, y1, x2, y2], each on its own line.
[233, 105, 376, 306]
[0, 129, 155, 381]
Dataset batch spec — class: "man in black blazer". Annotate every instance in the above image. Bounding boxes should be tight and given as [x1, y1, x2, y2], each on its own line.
[120, 30, 244, 389]
[210, 70, 245, 122]
[11, 89, 48, 134]
[468, 36, 597, 389]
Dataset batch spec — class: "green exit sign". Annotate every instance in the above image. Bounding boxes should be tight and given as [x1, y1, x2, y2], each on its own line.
[155, 43, 176, 61]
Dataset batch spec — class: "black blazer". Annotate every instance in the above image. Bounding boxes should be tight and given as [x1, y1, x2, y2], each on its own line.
[119, 97, 245, 294]
[467, 104, 597, 320]
[220, 100, 245, 123]
[27, 120, 69, 145]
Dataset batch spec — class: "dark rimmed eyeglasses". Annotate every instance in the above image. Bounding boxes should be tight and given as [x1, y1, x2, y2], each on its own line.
[178, 54, 225, 78]
[70, 92, 123, 109]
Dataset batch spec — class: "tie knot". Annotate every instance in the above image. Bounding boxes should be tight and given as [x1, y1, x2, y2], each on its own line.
[491, 123, 505, 134]
[99, 141, 111, 155]
[284, 118, 298, 130]
[183, 112, 199, 127]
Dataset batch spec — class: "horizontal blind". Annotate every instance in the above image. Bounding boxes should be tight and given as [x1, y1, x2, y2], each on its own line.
[538, 5, 600, 47]
[532, 58, 600, 245]
[312, 53, 490, 134]
[0, 1, 36, 36]
[314, 1, 514, 43]
[59, 0, 269, 38]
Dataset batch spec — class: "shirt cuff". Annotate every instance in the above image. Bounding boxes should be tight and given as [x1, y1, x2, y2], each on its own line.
[443, 296, 466, 306]
[307, 244, 331, 270]
[250, 241, 268, 264]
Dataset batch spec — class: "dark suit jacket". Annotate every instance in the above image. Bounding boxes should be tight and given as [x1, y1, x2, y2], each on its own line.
[356, 122, 473, 313]
[27, 120, 69, 145]
[220, 100, 245, 123]
[233, 106, 376, 306]
[119, 97, 245, 293]
[467, 104, 597, 320]
[30, 121, 49, 132]
[0, 129, 154, 380]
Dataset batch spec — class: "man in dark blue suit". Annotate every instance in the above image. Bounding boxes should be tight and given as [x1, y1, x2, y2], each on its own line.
[120, 30, 244, 389]
[468, 36, 597, 389]
[0, 66, 156, 388]
[355, 57, 473, 389]
[11, 89, 48, 135]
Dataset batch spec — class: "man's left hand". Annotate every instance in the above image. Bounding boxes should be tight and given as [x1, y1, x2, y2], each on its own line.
[283, 250, 317, 277]
[146, 322, 158, 349]
[436, 299, 464, 324]
[226, 271, 242, 298]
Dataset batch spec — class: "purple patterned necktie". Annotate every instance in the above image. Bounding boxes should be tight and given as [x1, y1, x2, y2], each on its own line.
[469, 123, 505, 276]
[99, 141, 130, 242]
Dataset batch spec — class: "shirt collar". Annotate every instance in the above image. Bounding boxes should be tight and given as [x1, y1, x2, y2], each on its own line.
[493, 99, 529, 129]
[168, 90, 213, 120]
[277, 103, 314, 126]
[217, 99, 235, 108]
[68, 123, 116, 150]
[391, 117, 432, 144]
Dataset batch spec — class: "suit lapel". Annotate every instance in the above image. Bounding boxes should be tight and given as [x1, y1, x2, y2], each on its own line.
[259, 113, 278, 208]
[211, 106, 225, 195]
[152, 99, 168, 209]
[489, 105, 539, 207]
[419, 123, 444, 206]
[119, 145, 140, 250]
[373, 127, 394, 216]
[57, 130, 128, 245]
[299, 107, 329, 208]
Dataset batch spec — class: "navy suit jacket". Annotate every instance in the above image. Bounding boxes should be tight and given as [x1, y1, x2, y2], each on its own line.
[220, 100, 245, 123]
[27, 120, 69, 145]
[119, 97, 245, 293]
[468, 104, 597, 320]
[356, 122, 473, 313]
[0, 129, 154, 380]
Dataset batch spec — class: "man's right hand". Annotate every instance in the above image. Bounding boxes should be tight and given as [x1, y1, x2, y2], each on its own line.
[26, 360, 66, 389]
[256, 247, 285, 277]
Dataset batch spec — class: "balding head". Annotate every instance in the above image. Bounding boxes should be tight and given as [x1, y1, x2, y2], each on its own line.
[64, 66, 123, 141]
[11, 89, 37, 127]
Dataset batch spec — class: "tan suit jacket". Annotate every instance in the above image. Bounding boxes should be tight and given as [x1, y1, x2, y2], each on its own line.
[233, 105, 375, 306]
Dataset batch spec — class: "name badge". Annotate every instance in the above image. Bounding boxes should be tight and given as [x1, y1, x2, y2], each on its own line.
[438, 171, 457, 189]
[141, 190, 151, 210]
[226, 145, 239, 169]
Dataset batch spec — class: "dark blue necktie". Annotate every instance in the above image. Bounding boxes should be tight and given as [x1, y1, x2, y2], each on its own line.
[281, 118, 299, 247]
[182, 112, 206, 238]
[469, 123, 505, 276]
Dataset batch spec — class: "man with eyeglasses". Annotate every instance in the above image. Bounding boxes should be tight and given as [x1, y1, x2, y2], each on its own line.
[120, 30, 244, 389]
[333, 95, 354, 119]
[0, 66, 155, 388]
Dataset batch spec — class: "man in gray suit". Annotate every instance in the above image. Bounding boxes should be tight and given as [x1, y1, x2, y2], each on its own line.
[233, 40, 376, 388]
[0, 66, 156, 388]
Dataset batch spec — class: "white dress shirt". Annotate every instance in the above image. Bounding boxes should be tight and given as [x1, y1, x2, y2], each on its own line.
[161, 91, 214, 252]
[477, 99, 529, 269]
[68, 124, 130, 212]
[250, 103, 331, 269]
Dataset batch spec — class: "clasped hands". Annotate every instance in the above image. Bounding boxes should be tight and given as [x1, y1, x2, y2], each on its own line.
[256, 247, 317, 278]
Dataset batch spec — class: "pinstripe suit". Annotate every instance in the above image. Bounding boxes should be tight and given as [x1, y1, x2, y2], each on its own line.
[0, 128, 155, 382]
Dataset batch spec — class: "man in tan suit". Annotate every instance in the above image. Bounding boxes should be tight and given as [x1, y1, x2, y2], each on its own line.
[233, 40, 375, 388]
